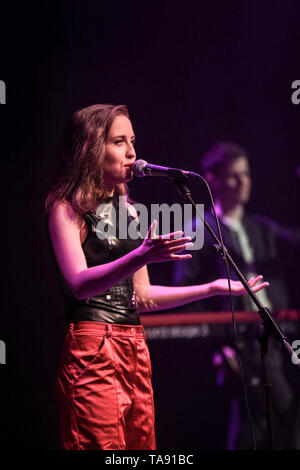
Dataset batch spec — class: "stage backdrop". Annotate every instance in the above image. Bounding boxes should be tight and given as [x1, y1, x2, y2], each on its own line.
[1, 0, 299, 449]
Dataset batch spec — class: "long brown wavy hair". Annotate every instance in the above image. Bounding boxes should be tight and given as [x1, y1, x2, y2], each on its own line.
[45, 104, 130, 215]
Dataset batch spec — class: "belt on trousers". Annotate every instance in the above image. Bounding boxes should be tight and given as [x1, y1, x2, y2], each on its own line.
[68, 321, 146, 339]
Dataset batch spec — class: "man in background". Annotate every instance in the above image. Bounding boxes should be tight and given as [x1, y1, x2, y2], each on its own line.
[174, 142, 300, 449]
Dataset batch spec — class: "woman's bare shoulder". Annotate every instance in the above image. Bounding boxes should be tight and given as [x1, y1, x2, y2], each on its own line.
[48, 199, 85, 231]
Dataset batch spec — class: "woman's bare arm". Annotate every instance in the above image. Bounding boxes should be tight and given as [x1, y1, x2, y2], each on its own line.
[133, 265, 269, 313]
[48, 201, 192, 300]
[48, 201, 148, 299]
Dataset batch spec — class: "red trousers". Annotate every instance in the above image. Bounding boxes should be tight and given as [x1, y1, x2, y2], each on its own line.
[56, 322, 156, 450]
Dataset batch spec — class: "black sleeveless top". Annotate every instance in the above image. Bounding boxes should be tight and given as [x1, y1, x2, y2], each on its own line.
[59, 197, 143, 325]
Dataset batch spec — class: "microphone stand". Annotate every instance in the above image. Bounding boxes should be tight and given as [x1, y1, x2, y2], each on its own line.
[172, 175, 300, 450]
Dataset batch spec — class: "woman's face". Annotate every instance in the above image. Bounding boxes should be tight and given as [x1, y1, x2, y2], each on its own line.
[102, 115, 136, 191]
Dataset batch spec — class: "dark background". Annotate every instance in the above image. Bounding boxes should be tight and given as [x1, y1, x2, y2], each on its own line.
[0, 0, 299, 449]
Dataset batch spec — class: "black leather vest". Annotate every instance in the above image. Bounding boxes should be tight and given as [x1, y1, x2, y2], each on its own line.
[62, 197, 143, 325]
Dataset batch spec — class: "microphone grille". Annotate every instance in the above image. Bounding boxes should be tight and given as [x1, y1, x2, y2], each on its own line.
[133, 159, 147, 177]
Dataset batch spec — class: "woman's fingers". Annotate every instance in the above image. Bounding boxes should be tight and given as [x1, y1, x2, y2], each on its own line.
[142, 224, 194, 262]
[143, 223, 194, 262]
[251, 281, 270, 292]
[248, 275, 270, 291]
[164, 236, 192, 246]
[248, 275, 263, 286]
[146, 221, 187, 242]
[243, 275, 269, 293]
[148, 219, 158, 239]
[170, 253, 193, 260]
[149, 235, 192, 249]
[168, 242, 193, 253]
[227, 276, 270, 295]
[159, 231, 184, 240]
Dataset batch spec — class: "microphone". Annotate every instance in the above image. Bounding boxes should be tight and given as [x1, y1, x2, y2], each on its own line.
[132, 159, 199, 179]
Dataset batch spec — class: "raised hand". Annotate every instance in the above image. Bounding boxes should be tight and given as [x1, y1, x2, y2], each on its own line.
[212, 275, 270, 296]
[138, 219, 193, 264]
